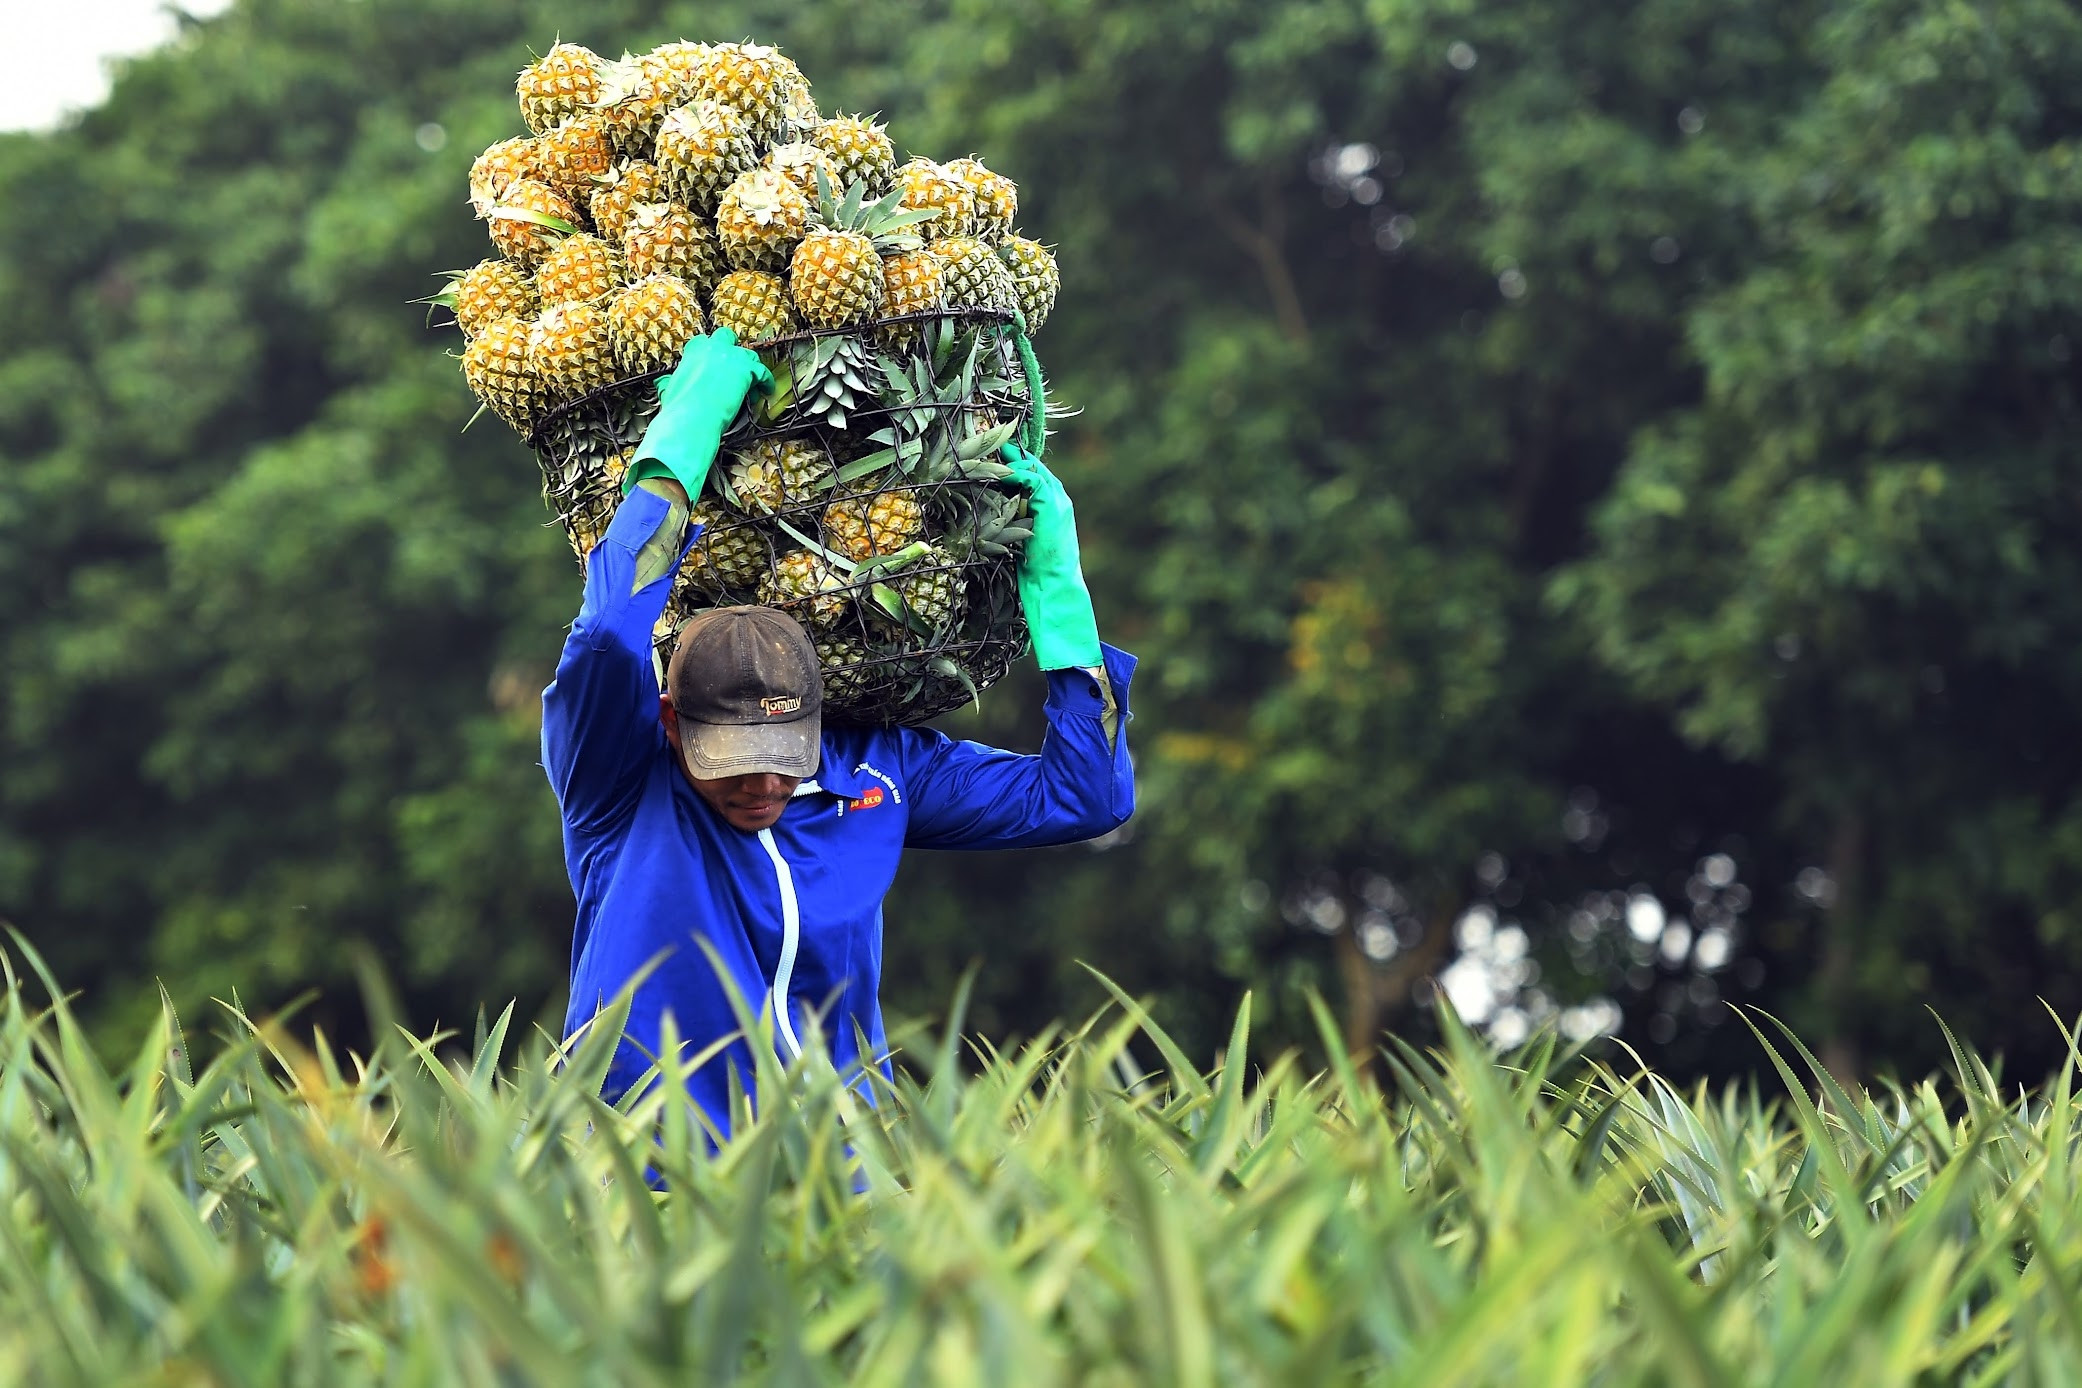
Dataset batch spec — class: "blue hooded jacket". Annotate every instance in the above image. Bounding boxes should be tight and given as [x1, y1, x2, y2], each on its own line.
[541, 485, 1136, 1121]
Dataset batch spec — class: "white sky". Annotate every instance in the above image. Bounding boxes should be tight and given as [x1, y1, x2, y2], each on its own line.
[0, 0, 237, 131]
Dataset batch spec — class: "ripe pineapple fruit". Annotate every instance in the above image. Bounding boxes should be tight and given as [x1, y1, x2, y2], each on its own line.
[873, 547, 965, 634]
[823, 489, 926, 562]
[693, 42, 798, 146]
[930, 235, 1019, 314]
[681, 499, 771, 594]
[812, 115, 896, 197]
[716, 168, 811, 272]
[727, 436, 832, 512]
[530, 302, 619, 399]
[461, 316, 546, 432]
[588, 160, 660, 242]
[535, 232, 622, 307]
[998, 235, 1060, 334]
[590, 54, 677, 154]
[517, 43, 606, 135]
[622, 202, 726, 290]
[788, 180, 932, 330]
[894, 159, 976, 241]
[815, 632, 880, 701]
[450, 259, 537, 338]
[759, 549, 848, 628]
[486, 178, 581, 267]
[537, 113, 616, 197]
[710, 270, 798, 343]
[763, 141, 840, 198]
[469, 136, 543, 217]
[944, 157, 1017, 241]
[875, 249, 945, 349]
[653, 100, 759, 213]
[607, 275, 704, 376]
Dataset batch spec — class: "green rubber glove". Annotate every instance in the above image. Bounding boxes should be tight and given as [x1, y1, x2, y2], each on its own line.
[624, 329, 774, 498]
[1001, 443, 1103, 670]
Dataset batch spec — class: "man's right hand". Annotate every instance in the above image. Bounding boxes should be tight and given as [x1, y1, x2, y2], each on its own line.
[625, 329, 775, 500]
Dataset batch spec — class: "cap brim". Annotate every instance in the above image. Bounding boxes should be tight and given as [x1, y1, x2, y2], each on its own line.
[683, 715, 822, 779]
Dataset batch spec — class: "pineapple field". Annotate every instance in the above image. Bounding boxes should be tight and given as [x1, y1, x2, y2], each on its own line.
[442, 39, 1062, 722]
[7, 935, 2082, 1383]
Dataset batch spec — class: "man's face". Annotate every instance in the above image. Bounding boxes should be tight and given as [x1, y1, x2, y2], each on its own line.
[661, 697, 803, 830]
[690, 770, 801, 831]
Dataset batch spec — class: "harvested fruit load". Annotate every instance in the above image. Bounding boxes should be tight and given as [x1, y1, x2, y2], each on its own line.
[435, 38, 1063, 724]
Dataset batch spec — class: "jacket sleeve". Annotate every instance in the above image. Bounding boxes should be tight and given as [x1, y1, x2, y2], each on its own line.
[900, 644, 1137, 850]
[540, 486, 689, 835]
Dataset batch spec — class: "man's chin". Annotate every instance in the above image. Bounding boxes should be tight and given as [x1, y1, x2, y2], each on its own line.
[726, 804, 788, 831]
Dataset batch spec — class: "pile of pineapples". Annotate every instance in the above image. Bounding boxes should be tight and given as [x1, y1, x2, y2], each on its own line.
[440, 39, 1061, 722]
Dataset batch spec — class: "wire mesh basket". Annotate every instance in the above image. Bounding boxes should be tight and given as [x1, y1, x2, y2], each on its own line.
[529, 308, 1041, 726]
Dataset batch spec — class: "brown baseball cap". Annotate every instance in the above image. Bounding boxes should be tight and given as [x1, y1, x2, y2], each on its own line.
[666, 606, 822, 779]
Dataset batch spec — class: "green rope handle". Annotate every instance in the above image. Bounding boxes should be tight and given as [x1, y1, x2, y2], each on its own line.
[1009, 309, 1047, 460]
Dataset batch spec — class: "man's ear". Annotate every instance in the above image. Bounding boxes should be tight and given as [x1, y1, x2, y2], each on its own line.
[659, 693, 676, 735]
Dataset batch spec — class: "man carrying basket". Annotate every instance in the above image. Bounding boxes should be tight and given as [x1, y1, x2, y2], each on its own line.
[541, 330, 1135, 1128]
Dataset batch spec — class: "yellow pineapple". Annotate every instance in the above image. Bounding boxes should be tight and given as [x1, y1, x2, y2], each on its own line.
[468, 136, 543, 217]
[693, 42, 797, 146]
[823, 489, 926, 562]
[894, 158, 976, 241]
[931, 235, 1019, 314]
[606, 275, 705, 376]
[588, 159, 660, 243]
[517, 42, 605, 135]
[534, 232, 622, 307]
[811, 115, 896, 196]
[727, 437, 832, 512]
[873, 547, 964, 634]
[653, 99, 759, 213]
[944, 157, 1018, 241]
[815, 632, 881, 701]
[998, 235, 1060, 334]
[875, 249, 945, 349]
[622, 201, 726, 291]
[461, 316, 546, 432]
[716, 168, 811, 272]
[789, 180, 931, 330]
[643, 40, 712, 102]
[590, 54, 677, 154]
[759, 549, 848, 627]
[682, 499, 770, 593]
[486, 177, 580, 267]
[763, 141, 840, 198]
[450, 259, 537, 338]
[710, 270, 798, 343]
[537, 113, 616, 198]
[529, 302, 619, 399]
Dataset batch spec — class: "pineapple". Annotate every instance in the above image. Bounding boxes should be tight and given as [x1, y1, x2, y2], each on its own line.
[530, 302, 619, 399]
[998, 235, 1060, 334]
[931, 235, 1019, 314]
[873, 546, 965, 634]
[535, 232, 622, 307]
[693, 42, 797, 146]
[763, 141, 840, 198]
[710, 270, 798, 343]
[944, 157, 1017, 241]
[643, 40, 712, 101]
[537, 113, 617, 197]
[682, 499, 771, 594]
[775, 62, 822, 144]
[726, 436, 832, 512]
[450, 259, 537, 338]
[590, 54, 677, 154]
[789, 181, 932, 330]
[588, 159, 660, 242]
[486, 177, 581, 267]
[653, 100, 759, 213]
[461, 316, 546, 432]
[894, 158, 976, 241]
[812, 115, 896, 197]
[517, 43, 606, 135]
[875, 249, 945, 349]
[716, 168, 811, 272]
[469, 136, 543, 217]
[823, 489, 926, 562]
[759, 549, 848, 627]
[607, 275, 705, 375]
[815, 632, 881, 701]
[622, 202, 726, 290]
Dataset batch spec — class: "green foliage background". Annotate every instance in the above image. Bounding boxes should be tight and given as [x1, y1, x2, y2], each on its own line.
[3, 0, 2080, 1079]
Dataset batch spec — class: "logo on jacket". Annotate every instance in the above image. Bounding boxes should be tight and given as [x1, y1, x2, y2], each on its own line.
[847, 786, 885, 812]
[761, 695, 803, 716]
[853, 761, 902, 803]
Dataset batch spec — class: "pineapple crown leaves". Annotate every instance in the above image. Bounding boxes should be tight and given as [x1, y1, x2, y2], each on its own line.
[809, 170, 932, 248]
[487, 204, 582, 236]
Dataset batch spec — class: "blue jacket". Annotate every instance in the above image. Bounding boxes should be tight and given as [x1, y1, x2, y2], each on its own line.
[541, 486, 1137, 1121]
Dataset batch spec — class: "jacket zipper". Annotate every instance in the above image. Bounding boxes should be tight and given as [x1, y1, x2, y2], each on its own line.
[755, 827, 805, 1060]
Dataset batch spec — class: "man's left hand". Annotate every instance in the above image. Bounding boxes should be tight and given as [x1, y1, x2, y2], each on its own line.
[1000, 444, 1103, 671]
